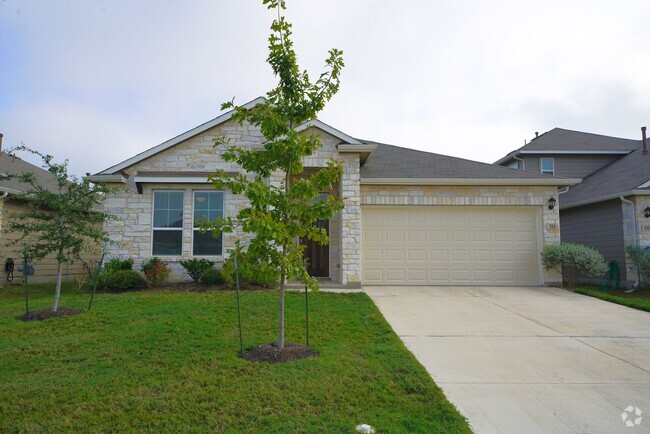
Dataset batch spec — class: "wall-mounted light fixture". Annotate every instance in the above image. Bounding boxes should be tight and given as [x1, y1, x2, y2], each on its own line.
[645, 206, 650, 218]
[548, 197, 557, 210]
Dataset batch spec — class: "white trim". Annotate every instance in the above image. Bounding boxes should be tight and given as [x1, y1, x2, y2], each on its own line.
[519, 150, 632, 155]
[84, 174, 127, 183]
[360, 177, 581, 186]
[637, 179, 650, 189]
[151, 190, 184, 257]
[135, 176, 211, 184]
[494, 149, 633, 165]
[560, 189, 650, 209]
[337, 144, 377, 153]
[98, 97, 266, 175]
[535, 207, 545, 286]
[540, 157, 555, 176]
[191, 190, 224, 257]
[295, 119, 362, 145]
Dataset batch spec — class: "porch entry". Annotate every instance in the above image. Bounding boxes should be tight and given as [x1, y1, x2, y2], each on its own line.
[302, 193, 330, 278]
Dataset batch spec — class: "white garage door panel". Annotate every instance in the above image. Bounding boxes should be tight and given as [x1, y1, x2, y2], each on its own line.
[362, 206, 540, 286]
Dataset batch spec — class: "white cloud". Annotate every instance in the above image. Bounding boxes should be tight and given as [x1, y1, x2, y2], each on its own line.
[1, 0, 650, 176]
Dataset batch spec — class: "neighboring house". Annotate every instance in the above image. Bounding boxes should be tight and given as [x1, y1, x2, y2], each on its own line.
[88, 98, 577, 288]
[495, 127, 650, 286]
[0, 134, 99, 284]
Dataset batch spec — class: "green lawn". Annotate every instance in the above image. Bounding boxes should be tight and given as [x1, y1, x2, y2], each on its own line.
[0, 283, 469, 433]
[575, 286, 650, 312]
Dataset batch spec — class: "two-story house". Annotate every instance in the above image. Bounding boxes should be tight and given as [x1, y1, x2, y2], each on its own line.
[495, 127, 650, 287]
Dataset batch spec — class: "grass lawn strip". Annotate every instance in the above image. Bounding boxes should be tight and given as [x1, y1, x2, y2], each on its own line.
[575, 287, 650, 312]
[0, 283, 470, 433]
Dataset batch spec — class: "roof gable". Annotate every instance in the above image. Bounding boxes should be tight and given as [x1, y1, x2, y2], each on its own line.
[96, 99, 361, 175]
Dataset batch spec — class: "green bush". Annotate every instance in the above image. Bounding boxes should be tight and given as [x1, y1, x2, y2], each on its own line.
[542, 243, 608, 289]
[180, 258, 215, 282]
[104, 258, 134, 273]
[199, 267, 226, 285]
[107, 269, 145, 290]
[625, 245, 650, 284]
[221, 255, 278, 289]
[141, 257, 171, 287]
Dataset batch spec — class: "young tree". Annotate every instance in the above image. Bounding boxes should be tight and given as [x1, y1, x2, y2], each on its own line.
[207, 0, 345, 349]
[4, 146, 115, 312]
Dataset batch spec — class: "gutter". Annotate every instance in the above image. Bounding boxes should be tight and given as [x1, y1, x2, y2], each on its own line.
[360, 177, 581, 186]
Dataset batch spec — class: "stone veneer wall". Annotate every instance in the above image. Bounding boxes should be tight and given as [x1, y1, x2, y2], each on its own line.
[360, 184, 562, 286]
[103, 120, 348, 283]
[622, 195, 650, 285]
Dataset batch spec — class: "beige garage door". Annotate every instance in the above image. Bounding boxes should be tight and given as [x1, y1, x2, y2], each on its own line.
[362, 206, 540, 285]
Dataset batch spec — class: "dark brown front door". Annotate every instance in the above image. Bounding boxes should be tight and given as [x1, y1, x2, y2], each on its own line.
[303, 218, 329, 277]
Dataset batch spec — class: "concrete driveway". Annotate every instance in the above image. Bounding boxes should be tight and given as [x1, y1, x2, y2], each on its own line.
[365, 286, 650, 434]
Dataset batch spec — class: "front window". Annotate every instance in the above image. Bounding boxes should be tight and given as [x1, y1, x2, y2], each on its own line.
[508, 161, 519, 169]
[540, 158, 554, 175]
[193, 191, 224, 256]
[152, 191, 184, 255]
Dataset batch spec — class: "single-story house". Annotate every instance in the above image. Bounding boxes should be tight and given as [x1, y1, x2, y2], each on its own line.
[495, 127, 650, 287]
[0, 134, 99, 284]
[88, 98, 578, 287]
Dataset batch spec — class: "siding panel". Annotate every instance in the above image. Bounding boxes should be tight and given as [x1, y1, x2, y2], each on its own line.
[560, 199, 626, 282]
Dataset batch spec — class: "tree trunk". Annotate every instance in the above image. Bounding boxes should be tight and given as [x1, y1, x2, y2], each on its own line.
[278, 265, 286, 349]
[52, 260, 63, 312]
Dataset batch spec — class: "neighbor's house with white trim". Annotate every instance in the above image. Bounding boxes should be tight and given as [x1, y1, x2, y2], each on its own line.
[495, 127, 650, 287]
[88, 98, 578, 288]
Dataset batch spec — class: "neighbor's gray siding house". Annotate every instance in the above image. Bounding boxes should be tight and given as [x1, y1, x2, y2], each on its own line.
[88, 98, 577, 287]
[495, 127, 650, 287]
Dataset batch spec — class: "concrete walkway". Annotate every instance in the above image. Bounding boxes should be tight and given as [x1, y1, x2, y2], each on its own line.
[365, 286, 650, 434]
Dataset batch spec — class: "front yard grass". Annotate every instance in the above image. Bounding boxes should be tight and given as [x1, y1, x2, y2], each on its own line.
[575, 286, 650, 312]
[0, 283, 470, 433]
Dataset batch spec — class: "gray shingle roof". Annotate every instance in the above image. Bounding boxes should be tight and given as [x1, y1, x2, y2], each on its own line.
[361, 142, 566, 181]
[496, 128, 641, 164]
[521, 128, 640, 152]
[0, 153, 59, 194]
[560, 147, 650, 207]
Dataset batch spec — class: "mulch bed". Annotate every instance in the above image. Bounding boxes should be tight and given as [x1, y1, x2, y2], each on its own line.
[243, 343, 318, 363]
[21, 307, 84, 322]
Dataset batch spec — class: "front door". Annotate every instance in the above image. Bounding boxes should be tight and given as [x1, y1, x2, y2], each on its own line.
[303, 218, 330, 277]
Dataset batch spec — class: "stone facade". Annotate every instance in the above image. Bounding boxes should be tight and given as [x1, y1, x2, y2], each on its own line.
[102, 118, 564, 287]
[360, 184, 562, 285]
[622, 195, 650, 284]
[103, 120, 349, 283]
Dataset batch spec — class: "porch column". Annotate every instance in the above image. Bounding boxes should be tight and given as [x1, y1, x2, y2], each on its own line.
[340, 155, 362, 287]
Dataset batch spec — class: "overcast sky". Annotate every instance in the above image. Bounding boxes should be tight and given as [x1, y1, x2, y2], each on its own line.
[2, 0, 650, 176]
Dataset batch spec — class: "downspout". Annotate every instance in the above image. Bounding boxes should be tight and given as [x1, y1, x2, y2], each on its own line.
[620, 196, 639, 288]
[513, 154, 526, 170]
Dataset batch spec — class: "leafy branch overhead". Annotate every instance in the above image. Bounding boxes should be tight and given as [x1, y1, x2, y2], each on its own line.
[203, 0, 345, 348]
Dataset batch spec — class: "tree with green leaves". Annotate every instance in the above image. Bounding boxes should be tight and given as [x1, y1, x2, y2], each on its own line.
[207, 0, 345, 349]
[4, 146, 115, 312]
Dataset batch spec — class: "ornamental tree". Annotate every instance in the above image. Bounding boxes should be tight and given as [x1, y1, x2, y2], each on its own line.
[206, 0, 345, 348]
[4, 146, 115, 312]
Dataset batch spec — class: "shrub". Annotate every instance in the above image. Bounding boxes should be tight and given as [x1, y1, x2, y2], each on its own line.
[542, 243, 608, 289]
[141, 257, 171, 287]
[180, 258, 215, 282]
[104, 258, 134, 273]
[625, 245, 650, 284]
[221, 255, 278, 289]
[107, 269, 145, 290]
[199, 267, 226, 285]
